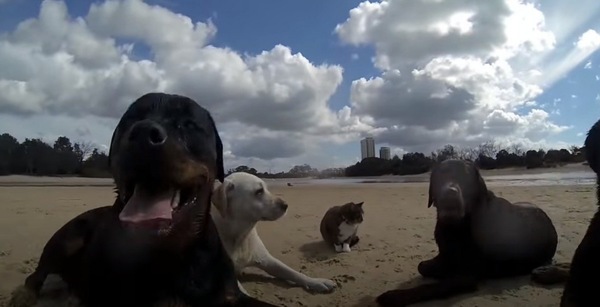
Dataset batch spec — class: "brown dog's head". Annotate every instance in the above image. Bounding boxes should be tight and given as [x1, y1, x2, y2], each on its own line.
[585, 119, 600, 175]
[585, 119, 600, 202]
[108, 92, 224, 241]
[427, 159, 488, 222]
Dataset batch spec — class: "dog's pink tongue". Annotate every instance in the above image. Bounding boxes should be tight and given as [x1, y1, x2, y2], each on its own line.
[119, 189, 174, 223]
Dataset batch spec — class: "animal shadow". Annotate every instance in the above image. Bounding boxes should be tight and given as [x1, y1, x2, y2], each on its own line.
[348, 295, 380, 307]
[378, 273, 550, 306]
[298, 241, 338, 262]
[239, 272, 294, 289]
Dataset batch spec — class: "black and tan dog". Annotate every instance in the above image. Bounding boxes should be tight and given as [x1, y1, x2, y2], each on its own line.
[9, 93, 277, 307]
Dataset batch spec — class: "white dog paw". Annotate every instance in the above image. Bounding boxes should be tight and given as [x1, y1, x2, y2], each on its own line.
[306, 278, 337, 293]
[334, 244, 342, 252]
[342, 243, 351, 253]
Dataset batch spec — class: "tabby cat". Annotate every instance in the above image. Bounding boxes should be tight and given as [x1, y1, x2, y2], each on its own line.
[319, 201, 364, 253]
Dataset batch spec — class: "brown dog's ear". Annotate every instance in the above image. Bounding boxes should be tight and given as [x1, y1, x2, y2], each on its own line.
[472, 163, 489, 203]
[427, 196, 434, 208]
[585, 119, 600, 174]
[427, 165, 437, 208]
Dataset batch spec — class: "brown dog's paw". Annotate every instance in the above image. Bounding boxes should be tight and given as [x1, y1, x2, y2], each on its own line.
[7, 285, 37, 307]
[531, 263, 570, 285]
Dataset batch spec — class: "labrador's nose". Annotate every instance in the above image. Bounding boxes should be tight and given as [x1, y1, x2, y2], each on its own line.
[276, 198, 288, 211]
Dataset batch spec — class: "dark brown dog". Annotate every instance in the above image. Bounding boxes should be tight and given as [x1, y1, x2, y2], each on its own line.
[9, 93, 278, 307]
[376, 159, 558, 306]
[558, 119, 600, 306]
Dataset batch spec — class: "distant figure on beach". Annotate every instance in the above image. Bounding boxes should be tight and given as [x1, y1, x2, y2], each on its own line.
[320, 201, 364, 253]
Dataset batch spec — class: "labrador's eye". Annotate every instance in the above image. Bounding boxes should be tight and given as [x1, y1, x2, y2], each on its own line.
[255, 188, 264, 196]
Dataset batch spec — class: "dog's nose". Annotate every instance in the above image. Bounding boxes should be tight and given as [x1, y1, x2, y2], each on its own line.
[129, 121, 167, 146]
[148, 125, 167, 146]
[277, 199, 288, 211]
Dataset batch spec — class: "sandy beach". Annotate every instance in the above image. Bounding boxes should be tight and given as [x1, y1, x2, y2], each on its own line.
[0, 165, 596, 307]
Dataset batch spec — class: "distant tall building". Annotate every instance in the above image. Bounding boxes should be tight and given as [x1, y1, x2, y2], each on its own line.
[360, 137, 376, 160]
[380, 146, 391, 160]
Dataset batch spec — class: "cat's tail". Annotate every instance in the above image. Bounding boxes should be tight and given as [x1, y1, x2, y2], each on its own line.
[350, 236, 360, 247]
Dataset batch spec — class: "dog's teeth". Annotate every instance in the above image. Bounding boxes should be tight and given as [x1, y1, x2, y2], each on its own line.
[171, 190, 181, 209]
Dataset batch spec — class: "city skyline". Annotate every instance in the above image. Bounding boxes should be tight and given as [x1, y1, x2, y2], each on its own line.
[360, 137, 391, 161]
[360, 137, 375, 160]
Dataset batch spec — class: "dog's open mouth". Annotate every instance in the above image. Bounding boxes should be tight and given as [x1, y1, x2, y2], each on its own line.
[118, 185, 199, 234]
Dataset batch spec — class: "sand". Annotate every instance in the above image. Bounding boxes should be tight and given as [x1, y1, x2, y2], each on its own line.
[0, 169, 596, 307]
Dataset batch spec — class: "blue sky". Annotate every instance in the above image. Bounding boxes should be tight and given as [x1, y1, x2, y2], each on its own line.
[0, 0, 599, 171]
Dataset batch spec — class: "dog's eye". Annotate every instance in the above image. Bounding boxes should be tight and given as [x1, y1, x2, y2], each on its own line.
[255, 188, 264, 196]
[180, 120, 199, 130]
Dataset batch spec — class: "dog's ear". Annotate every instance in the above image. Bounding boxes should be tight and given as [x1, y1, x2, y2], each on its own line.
[107, 125, 120, 171]
[585, 119, 600, 174]
[355, 201, 364, 207]
[212, 180, 235, 217]
[472, 162, 489, 203]
[427, 164, 437, 208]
[427, 173, 434, 208]
[207, 112, 225, 183]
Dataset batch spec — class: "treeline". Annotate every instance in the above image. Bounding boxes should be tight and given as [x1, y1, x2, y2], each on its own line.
[0, 133, 110, 177]
[231, 142, 587, 179]
[344, 142, 587, 177]
[0, 132, 587, 180]
[226, 164, 346, 179]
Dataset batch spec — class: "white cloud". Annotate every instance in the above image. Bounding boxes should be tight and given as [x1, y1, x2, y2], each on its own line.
[335, 0, 589, 154]
[0, 0, 375, 171]
[575, 29, 600, 51]
[584, 60, 593, 69]
[0, 0, 594, 172]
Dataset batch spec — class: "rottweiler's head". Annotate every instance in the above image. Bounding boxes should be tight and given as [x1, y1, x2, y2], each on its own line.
[108, 93, 224, 240]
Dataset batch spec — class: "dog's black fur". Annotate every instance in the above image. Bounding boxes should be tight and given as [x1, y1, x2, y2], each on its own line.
[376, 160, 557, 307]
[9, 93, 277, 307]
[560, 119, 600, 307]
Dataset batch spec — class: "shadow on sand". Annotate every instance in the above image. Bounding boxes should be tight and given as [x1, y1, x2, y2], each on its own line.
[298, 241, 338, 262]
[349, 273, 565, 307]
[238, 272, 295, 290]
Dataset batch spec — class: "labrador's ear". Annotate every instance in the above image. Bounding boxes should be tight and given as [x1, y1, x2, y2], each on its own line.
[212, 180, 235, 217]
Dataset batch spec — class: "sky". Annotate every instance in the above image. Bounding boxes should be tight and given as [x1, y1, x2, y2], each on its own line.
[0, 0, 600, 173]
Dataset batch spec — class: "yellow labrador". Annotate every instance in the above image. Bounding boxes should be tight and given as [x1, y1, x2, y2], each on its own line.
[211, 172, 337, 294]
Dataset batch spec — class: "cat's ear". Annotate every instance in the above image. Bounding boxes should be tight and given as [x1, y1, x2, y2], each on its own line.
[212, 180, 235, 217]
[355, 201, 364, 207]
